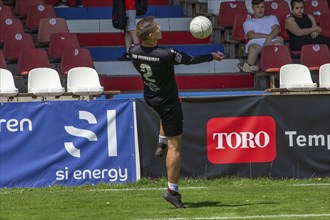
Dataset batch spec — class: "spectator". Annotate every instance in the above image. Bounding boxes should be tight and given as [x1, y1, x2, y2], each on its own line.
[239, 0, 283, 73]
[117, 0, 139, 61]
[285, 0, 330, 52]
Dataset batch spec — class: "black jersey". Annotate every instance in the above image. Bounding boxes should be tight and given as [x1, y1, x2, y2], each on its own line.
[129, 44, 213, 106]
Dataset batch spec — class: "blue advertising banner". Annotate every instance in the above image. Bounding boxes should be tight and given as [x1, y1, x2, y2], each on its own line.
[0, 99, 139, 188]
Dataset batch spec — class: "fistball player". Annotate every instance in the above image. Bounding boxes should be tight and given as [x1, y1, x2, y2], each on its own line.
[129, 16, 224, 208]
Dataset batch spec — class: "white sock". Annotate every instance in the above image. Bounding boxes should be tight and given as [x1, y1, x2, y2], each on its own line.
[168, 182, 178, 192]
[159, 135, 167, 144]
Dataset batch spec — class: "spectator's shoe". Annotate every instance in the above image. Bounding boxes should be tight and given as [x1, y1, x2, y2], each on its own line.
[155, 143, 168, 158]
[163, 189, 185, 208]
[117, 53, 130, 61]
[238, 63, 259, 73]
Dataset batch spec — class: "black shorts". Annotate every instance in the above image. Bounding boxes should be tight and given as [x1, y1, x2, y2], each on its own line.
[146, 101, 183, 137]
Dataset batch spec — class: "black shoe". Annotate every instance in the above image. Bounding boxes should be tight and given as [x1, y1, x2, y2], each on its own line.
[163, 189, 185, 208]
[117, 53, 130, 61]
[155, 143, 167, 158]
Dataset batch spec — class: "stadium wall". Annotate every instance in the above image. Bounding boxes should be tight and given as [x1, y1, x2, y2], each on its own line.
[1, 94, 329, 188]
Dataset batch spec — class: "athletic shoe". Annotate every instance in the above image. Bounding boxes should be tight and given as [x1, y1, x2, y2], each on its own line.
[155, 143, 167, 158]
[237, 63, 259, 73]
[163, 189, 185, 208]
[117, 53, 130, 61]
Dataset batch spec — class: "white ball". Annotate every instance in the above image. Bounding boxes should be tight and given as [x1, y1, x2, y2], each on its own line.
[189, 16, 213, 39]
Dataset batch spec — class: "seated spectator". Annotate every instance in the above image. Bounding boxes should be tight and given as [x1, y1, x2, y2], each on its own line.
[239, 0, 283, 73]
[285, 0, 330, 52]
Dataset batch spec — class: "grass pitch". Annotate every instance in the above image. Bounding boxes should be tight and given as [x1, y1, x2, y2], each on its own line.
[0, 177, 329, 220]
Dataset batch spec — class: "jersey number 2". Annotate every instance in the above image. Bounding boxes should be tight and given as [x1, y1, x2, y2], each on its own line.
[140, 64, 156, 83]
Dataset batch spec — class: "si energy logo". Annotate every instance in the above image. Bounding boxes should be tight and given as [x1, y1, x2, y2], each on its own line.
[207, 116, 276, 164]
[55, 109, 128, 183]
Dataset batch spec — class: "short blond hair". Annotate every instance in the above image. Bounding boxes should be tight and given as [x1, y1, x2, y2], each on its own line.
[136, 16, 158, 41]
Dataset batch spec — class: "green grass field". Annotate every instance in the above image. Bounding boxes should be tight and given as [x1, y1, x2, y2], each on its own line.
[0, 177, 329, 220]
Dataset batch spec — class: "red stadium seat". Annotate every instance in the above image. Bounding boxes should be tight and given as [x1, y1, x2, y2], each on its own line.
[231, 13, 250, 42]
[37, 17, 69, 44]
[0, 18, 24, 45]
[0, 5, 14, 21]
[277, 13, 291, 41]
[224, 13, 250, 58]
[303, 0, 330, 24]
[16, 48, 51, 76]
[264, 1, 291, 41]
[0, 50, 7, 69]
[67, 0, 77, 7]
[15, 0, 45, 17]
[44, 0, 59, 5]
[259, 45, 293, 88]
[48, 33, 80, 59]
[300, 44, 330, 71]
[60, 48, 94, 75]
[82, 0, 112, 7]
[259, 45, 293, 73]
[3, 33, 35, 61]
[26, 4, 56, 30]
[319, 13, 330, 37]
[264, 1, 290, 17]
[218, 1, 247, 28]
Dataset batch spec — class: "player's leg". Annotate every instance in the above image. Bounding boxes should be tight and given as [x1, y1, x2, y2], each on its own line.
[163, 134, 185, 208]
[166, 134, 182, 184]
[155, 121, 168, 157]
[160, 104, 185, 208]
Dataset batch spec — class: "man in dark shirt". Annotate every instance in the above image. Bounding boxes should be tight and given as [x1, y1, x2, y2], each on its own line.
[129, 16, 224, 208]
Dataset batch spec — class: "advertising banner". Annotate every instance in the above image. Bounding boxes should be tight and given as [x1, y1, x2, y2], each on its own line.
[0, 99, 139, 188]
[136, 95, 330, 179]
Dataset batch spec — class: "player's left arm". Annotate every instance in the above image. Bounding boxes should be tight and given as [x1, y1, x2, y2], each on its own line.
[170, 49, 224, 65]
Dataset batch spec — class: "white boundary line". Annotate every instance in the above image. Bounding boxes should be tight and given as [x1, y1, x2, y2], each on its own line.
[88, 186, 206, 192]
[88, 183, 330, 191]
[291, 183, 330, 186]
[142, 213, 330, 220]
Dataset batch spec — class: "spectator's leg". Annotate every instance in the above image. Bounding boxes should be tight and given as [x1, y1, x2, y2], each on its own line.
[247, 44, 262, 65]
[128, 30, 139, 45]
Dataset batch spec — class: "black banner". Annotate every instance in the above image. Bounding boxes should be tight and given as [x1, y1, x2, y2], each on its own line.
[136, 95, 330, 179]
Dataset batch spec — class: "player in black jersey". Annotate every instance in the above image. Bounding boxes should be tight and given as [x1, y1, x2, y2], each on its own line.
[129, 16, 224, 208]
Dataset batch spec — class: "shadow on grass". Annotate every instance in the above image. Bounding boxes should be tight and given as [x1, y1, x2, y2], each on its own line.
[185, 201, 277, 208]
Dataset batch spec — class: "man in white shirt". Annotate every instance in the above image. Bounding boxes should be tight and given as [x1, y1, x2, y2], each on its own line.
[239, 0, 283, 73]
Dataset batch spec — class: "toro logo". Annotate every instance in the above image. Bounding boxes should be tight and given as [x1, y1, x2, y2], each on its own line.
[207, 116, 276, 164]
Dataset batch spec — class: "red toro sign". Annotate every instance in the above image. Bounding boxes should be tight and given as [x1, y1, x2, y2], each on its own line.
[207, 116, 276, 164]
